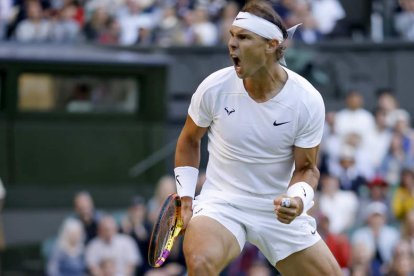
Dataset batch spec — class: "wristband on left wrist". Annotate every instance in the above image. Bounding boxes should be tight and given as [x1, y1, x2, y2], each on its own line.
[286, 181, 314, 214]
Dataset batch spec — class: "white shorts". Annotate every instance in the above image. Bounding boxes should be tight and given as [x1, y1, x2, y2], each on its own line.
[192, 191, 321, 265]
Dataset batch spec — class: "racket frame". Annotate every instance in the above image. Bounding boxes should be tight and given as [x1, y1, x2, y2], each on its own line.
[148, 193, 183, 268]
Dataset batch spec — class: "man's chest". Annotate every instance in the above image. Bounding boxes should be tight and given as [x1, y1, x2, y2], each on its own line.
[211, 95, 297, 154]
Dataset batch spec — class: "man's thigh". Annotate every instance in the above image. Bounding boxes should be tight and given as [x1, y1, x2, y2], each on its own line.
[275, 240, 342, 276]
[183, 216, 241, 271]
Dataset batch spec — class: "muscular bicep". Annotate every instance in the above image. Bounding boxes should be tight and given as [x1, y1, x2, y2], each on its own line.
[175, 115, 208, 167]
[290, 145, 320, 189]
[180, 115, 208, 142]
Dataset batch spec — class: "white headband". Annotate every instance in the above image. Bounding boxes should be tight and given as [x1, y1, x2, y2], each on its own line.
[232, 12, 284, 41]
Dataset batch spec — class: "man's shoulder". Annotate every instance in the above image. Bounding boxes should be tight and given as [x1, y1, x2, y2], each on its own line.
[285, 67, 321, 98]
[284, 68, 324, 115]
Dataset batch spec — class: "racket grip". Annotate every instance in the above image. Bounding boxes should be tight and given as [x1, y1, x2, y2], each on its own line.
[155, 249, 171, 267]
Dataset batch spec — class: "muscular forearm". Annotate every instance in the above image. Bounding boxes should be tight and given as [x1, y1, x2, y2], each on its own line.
[290, 166, 320, 190]
[175, 133, 201, 168]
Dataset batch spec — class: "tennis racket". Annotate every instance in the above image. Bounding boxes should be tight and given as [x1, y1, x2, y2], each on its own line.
[148, 193, 183, 268]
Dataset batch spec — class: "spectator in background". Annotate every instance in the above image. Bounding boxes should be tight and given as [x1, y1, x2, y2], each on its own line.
[317, 214, 351, 271]
[85, 215, 141, 276]
[311, 0, 346, 37]
[147, 175, 176, 226]
[0, 0, 14, 40]
[49, 0, 84, 26]
[135, 25, 153, 45]
[386, 240, 414, 276]
[217, 1, 239, 45]
[392, 109, 414, 159]
[317, 173, 359, 234]
[14, 0, 52, 42]
[334, 90, 376, 153]
[188, 5, 218, 46]
[401, 208, 414, 255]
[116, 0, 155, 46]
[173, 0, 196, 20]
[392, 168, 414, 221]
[72, 191, 102, 244]
[84, 0, 123, 18]
[98, 16, 120, 44]
[286, 0, 321, 44]
[368, 108, 393, 173]
[272, 0, 296, 22]
[120, 195, 151, 274]
[330, 144, 367, 194]
[319, 111, 340, 175]
[333, 90, 377, 180]
[349, 242, 374, 276]
[49, 5, 80, 42]
[381, 134, 414, 186]
[352, 201, 400, 276]
[394, 0, 414, 41]
[47, 218, 86, 276]
[357, 177, 393, 225]
[375, 88, 399, 128]
[152, 6, 185, 46]
[99, 258, 117, 276]
[83, 6, 109, 42]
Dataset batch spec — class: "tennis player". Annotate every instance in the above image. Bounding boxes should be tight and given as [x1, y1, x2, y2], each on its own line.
[174, 1, 342, 275]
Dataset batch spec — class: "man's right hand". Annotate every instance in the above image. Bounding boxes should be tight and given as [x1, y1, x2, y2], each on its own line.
[180, 196, 193, 232]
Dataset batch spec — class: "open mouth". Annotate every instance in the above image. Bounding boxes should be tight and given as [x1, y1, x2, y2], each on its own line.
[231, 56, 241, 72]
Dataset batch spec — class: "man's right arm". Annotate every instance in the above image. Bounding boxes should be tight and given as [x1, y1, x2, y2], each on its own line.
[175, 115, 208, 229]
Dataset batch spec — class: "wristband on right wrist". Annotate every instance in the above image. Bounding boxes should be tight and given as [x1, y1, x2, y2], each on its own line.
[174, 166, 199, 198]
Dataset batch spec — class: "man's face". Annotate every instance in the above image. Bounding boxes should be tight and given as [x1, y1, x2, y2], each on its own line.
[346, 92, 363, 110]
[74, 195, 93, 221]
[99, 218, 117, 242]
[228, 26, 274, 78]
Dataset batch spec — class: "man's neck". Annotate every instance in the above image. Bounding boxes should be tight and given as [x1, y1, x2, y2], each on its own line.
[243, 64, 287, 103]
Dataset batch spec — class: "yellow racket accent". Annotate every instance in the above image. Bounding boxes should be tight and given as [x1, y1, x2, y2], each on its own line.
[148, 193, 184, 268]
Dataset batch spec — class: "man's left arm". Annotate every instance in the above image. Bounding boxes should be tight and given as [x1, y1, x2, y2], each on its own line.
[274, 145, 320, 224]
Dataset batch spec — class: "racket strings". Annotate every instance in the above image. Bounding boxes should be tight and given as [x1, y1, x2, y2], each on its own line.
[148, 196, 180, 267]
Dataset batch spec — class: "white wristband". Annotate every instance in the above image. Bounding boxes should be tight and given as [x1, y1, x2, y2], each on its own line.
[286, 182, 314, 213]
[174, 166, 199, 198]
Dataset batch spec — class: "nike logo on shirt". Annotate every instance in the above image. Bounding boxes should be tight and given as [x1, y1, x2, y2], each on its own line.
[273, 121, 290, 126]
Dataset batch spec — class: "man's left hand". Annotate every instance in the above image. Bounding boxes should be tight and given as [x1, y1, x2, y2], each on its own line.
[273, 196, 303, 224]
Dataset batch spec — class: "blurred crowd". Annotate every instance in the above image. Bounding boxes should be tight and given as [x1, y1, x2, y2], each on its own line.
[1, 0, 414, 46]
[44, 88, 414, 276]
[43, 175, 206, 276]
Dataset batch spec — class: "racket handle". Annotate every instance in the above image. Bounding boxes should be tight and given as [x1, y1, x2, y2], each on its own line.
[155, 249, 171, 267]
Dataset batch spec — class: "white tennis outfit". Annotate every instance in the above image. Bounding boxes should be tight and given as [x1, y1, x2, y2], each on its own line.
[188, 66, 325, 265]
